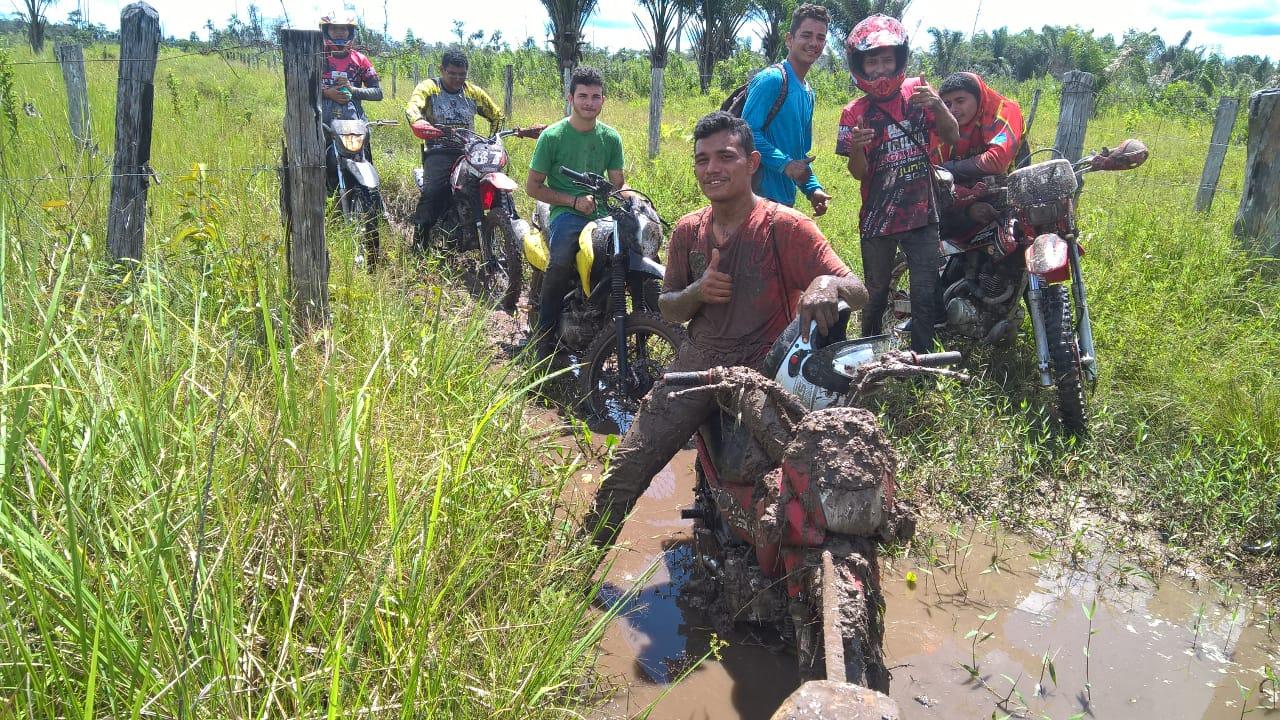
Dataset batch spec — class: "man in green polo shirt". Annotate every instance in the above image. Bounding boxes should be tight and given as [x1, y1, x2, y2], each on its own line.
[524, 66, 627, 362]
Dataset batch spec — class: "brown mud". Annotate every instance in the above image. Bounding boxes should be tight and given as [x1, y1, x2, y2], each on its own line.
[576, 439, 1279, 720]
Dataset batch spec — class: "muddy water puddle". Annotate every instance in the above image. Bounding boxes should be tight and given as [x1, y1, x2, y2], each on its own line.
[571, 451, 1280, 719]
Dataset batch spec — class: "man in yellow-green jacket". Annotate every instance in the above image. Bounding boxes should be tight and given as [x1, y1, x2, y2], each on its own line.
[405, 48, 504, 251]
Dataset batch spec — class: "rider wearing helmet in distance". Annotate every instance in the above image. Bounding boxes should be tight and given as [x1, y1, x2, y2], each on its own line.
[319, 13, 383, 193]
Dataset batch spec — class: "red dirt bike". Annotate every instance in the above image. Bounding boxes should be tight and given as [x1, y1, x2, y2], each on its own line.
[664, 307, 966, 717]
[412, 123, 544, 309]
[885, 140, 1148, 434]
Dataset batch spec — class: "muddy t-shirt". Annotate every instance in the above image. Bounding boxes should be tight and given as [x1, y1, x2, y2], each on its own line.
[836, 78, 938, 240]
[664, 201, 851, 367]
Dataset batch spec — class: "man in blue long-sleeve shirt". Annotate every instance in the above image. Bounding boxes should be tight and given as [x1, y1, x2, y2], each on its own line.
[742, 3, 833, 216]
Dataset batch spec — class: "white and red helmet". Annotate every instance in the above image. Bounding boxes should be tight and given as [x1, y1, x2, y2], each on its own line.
[845, 14, 910, 99]
[320, 13, 358, 54]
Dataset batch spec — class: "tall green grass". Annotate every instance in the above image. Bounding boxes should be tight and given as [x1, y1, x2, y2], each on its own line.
[0, 47, 618, 718]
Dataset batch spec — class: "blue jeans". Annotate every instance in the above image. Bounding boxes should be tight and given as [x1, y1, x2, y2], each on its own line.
[538, 211, 592, 335]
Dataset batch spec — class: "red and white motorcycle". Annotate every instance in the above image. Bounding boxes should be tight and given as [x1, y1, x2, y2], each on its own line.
[412, 123, 544, 309]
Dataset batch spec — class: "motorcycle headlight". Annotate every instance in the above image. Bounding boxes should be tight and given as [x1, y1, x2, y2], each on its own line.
[340, 133, 366, 153]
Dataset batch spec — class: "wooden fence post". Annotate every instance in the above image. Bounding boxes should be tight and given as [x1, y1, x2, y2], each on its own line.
[106, 2, 160, 264]
[647, 65, 664, 160]
[1234, 88, 1280, 256]
[390, 59, 397, 98]
[1194, 96, 1240, 212]
[280, 29, 329, 331]
[1054, 70, 1095, 163]
[411, 61, 420, 87]
[503, 64, 513, 120]
[55, 43, 92, 147]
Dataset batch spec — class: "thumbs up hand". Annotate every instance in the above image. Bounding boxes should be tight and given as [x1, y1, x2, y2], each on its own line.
[696, 247, 733, 305]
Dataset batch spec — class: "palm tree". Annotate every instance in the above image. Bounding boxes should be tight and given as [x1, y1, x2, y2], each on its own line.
[635, 0, 688, 157]
[751, 0, 796, 63]
[538, 0, 600, 110]
[20, 0, 56, 53]
[928, 27, 964, 77]
[687, 0, 750, 94]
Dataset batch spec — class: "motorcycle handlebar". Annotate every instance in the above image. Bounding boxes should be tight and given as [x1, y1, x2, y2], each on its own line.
[912, 351, 963, 367]
[560, 166, 612, 194]
[662, 371, 714, 386]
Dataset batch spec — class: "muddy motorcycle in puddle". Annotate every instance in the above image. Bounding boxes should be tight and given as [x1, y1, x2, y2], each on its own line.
[526, 168, 685, 427]
[885, 140, 1148, 434]
[664, 308, 966, 717]
[413, 123, 544, 308]
[324, 118, 399, 267]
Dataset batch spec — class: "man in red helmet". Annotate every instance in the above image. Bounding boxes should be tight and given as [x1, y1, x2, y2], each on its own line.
[835, 14, 958, 354]
[319, 14, 382, 123]
[319, 14, 382, 196]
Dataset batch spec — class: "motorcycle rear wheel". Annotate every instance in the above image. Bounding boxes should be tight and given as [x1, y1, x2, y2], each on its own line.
[1042, 283, 1088, 435]
[580, 311, 685, 432]
[479, 208, 523, 312]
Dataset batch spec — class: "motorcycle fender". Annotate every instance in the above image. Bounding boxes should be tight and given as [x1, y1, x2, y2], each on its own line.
[628, 250, 665, 278]
[1025, 232, 1070, 284]
[523, 223, 550, 272]
[341, 158, 379, 189]
[576, 221, 599, 295]
[479, 172, 518, 192]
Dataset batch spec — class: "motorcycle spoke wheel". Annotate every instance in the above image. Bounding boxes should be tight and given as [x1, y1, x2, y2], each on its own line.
[474, 209, 522, 311]
[876, 255, 910, 340]
[1042, 284, 1088, 435]
[580, 312, 684, 433]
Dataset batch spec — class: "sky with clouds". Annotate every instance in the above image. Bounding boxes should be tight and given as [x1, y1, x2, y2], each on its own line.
[57, 0, 1279, 60]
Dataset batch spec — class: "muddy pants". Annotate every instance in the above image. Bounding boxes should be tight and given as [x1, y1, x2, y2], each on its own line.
[584, 344, 744, 547]
[860, 223, 942, 354]
[412, 150, 461, 247]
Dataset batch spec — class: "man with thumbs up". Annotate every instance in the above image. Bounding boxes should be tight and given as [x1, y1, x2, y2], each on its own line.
[582, 111, 867, 549]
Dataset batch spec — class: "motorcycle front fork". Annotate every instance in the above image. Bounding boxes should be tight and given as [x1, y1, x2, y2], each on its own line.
[1025, 244, 1098, 388]
[1025, 276, 1053, 387]
[610, 223, 629, 386]
[1069, 242, 1098, 381]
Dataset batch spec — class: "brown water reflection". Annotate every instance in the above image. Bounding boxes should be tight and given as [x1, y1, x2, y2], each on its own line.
[576, 452, 1280, 720]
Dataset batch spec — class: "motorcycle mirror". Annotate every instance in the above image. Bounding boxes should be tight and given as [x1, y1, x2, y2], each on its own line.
[1092, 138, 1148, 171]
